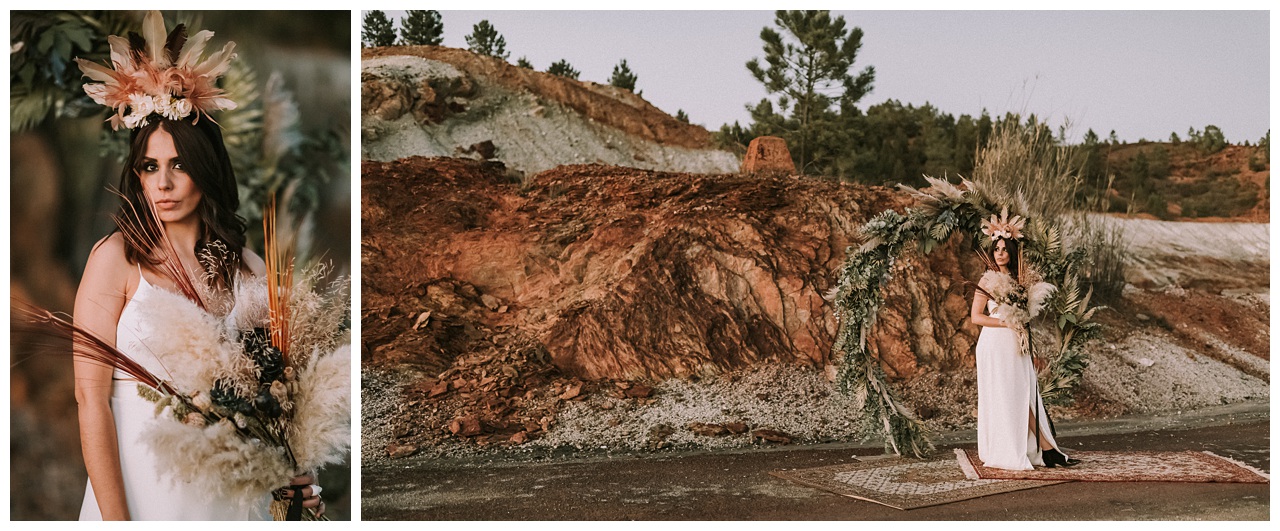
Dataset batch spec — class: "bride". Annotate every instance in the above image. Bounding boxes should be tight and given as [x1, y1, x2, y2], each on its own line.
[72, 12, 324, 520]
[970, 230, 1080, 471]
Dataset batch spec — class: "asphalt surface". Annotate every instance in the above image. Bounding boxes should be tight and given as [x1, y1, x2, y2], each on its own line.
[362, 401, 1270, 520]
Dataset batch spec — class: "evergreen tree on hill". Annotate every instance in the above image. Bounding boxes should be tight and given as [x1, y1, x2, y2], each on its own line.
[547, 59, 579, 80]
[465, 20, 510, 60]
[400, 10, 444, 46]
[745, 10, 876, 174]
[1198, 125, 1227, 153]
[609, 59, 638, 92]
[361, 10, 397, 47]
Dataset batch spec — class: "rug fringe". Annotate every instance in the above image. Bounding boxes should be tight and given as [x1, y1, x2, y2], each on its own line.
[1202, 451, 1271, 481]
[954, 448, 980, 480]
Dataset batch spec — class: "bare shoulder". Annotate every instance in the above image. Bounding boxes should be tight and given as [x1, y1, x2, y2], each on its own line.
[77, 232, 134, 304]
[83, 233, 131, 279]
[242, 248, 267, 276]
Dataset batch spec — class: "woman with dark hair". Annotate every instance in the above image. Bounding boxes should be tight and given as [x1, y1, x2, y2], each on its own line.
[971, 230, 1078, 471]
[72, 12, 323, 520]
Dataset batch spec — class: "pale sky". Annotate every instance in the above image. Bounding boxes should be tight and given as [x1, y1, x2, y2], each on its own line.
[377, 10, 1269, 144]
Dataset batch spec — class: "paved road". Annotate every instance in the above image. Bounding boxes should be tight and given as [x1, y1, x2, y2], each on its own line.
[362, 402, 1269, 520]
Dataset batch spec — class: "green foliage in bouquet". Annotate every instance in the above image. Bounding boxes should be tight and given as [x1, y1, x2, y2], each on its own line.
[830, 176, 1104, 457]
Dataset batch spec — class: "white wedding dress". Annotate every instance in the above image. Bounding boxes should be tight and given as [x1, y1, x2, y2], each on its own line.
[79, 271, 271, 520]
[975, 300, 1063, 470]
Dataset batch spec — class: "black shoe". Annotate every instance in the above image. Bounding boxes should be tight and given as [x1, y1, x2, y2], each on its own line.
[1042, 448, 1081, 468]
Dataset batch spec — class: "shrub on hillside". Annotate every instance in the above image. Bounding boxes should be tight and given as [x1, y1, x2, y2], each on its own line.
[1248, 153, 1268, 172]
[1180, 177, 1259, 218]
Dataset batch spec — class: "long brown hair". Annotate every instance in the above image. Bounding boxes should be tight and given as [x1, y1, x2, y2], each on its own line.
[115, 117, 247, 288]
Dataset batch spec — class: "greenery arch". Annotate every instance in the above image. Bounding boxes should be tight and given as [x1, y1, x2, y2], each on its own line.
[830, 176, 1103, 458]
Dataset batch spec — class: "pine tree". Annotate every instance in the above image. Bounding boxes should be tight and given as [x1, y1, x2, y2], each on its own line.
[547, 59, 579, 80]
[361, 10, 397, 48]
[746, 10, 876, 174]
[675, 109, 690, 123]
[609, 59, 638, 92]
[399, 10, 443, 46]
[1083, 129, 1099, 145]
[1199, 125, 1227, 153]
[465, 20, 509, 60]
[516, 56, 533, 69]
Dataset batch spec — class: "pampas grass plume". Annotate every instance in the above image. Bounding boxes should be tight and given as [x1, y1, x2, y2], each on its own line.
[227, 274, 270, 332]
[141, 418, 295, 504]
[135, 287, 244, 394]
[1028, 282, 1056, 319]
[288, 344, 351, 472]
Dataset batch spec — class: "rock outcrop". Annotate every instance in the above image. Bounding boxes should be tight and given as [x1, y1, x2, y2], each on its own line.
[360, 46, 740, 175]
[742, 136, 796, 175]
[361, 57, 474, 125]
[362, 157, 986, 381]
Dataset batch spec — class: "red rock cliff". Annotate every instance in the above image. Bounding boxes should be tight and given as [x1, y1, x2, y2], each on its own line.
[362, 157, 985, 381]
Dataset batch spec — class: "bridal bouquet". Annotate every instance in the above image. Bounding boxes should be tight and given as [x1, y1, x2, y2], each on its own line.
[977, 262, 1055, 357]
[138, 198, 349, 520]
[133, 267, 349, 519]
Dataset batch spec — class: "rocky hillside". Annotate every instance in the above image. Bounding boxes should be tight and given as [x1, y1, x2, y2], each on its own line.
[1102, 142, 1269, 221]
[360, 46, 739, 175]
[361, 157, 979, 381]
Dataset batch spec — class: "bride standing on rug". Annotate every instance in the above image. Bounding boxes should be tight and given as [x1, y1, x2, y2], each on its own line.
[72, 11, 323, 520]
[970, 216, 1080, 471]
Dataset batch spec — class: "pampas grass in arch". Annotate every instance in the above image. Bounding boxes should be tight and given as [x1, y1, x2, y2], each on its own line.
[969, 119, 1130, 305]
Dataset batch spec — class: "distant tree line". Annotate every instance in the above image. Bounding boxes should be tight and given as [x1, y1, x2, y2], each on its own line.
[1073, 126, 1268, 220]
[718, 10, 1267, 219]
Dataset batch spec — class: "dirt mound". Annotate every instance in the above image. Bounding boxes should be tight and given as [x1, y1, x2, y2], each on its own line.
[360, 46, 738, 175]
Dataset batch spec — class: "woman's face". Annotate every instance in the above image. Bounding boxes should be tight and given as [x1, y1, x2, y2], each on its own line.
[138, 126, 203, 225]
[993, 239, 1010, 267]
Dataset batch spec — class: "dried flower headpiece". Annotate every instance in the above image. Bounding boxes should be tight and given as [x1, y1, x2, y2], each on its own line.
[75, 10, 237, 131]
[981, 206, 1025, 242]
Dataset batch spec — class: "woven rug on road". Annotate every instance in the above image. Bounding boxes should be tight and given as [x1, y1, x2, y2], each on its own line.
[769, 456, 1067, 510]
[956, 448, 1270, 483]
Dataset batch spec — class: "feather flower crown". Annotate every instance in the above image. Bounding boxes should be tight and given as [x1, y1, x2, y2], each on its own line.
[75, 11, 238, 131]
[981, 206, 1025, 243]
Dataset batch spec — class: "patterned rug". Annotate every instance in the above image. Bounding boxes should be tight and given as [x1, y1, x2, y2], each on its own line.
[955, 448, 1270, 483]
[770, 456, 1067, 510]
